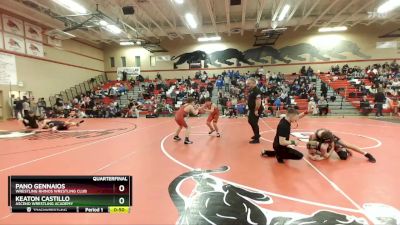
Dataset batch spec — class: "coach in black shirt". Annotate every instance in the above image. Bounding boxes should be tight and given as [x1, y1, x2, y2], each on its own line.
[246, 78, 263, 144]
[22, 111, 39, 129]
[262, 108, 305, 163]
[273, 108, 304, 163]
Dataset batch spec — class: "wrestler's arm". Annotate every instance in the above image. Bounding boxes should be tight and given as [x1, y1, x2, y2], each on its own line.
[298, 111, 308, 120]
[190, 105, 199, 115]
[279, 136, 297, 146]
[202, 104, 214, 113]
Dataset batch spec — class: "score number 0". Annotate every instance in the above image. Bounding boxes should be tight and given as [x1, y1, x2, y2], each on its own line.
[118, 185, 125, 205]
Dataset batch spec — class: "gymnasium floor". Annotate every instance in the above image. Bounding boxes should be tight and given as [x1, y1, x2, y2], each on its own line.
[0, 116, 399, 225]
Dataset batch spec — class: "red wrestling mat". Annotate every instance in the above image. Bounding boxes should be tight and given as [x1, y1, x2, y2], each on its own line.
[0, 117, 399, 224]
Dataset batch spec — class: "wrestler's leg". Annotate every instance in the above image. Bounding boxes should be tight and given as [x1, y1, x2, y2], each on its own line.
[206, 120, 214, 134]
[174, 126, 182, 141]
[337, 140, 376, 163]
[184, 126, 193, 144]
[213, 120, 220, 137]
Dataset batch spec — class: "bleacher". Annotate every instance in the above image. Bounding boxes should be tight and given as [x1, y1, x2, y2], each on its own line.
[318, 74, 398, 115]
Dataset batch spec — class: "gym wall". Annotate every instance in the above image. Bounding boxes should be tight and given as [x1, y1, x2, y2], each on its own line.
[0, 39, 105, 119]
[104, 24, 399, 79]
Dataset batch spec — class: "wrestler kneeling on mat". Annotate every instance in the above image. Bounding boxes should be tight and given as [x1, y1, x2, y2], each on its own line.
[202, 97, 220, 137]
[307, 129, 376, 163]
[40, 119, 84, 132]
[174, 97, 199, 144]
[261, 108, 308, 163]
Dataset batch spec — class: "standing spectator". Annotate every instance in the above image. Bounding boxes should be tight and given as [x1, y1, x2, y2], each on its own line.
[22, 98, 30, 117]
[308, 97, 318, 115]
[156, 72, 162, 80]
[37, 98, 47, 117]
[321, 83, 328, 98]
[30, 98, 38, 116]
[300, 66, 306, 76]
[216, 77, 224, 91]
[257, 66, 264, 79]
[374, 88, 386, 117]
[219, 94, 228, 116]
[14, 97, 23, 119]
[207, 82, 214, 97]
[274, 97, 282, 117]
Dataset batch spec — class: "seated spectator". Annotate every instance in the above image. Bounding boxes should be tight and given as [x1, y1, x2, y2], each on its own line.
[360, 95, 372, 116]
[318, 96, 329, 116]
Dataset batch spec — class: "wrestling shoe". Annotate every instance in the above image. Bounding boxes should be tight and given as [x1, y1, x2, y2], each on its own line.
[261, 150, 276, 157]
[209, 129, 215, 134]
[365, 153, 376, 163]
[249, 139, 260, 144]
[184, 139, 193, 144]
[173, 136, 181, 141]
[276, 155, 284, 164]
[216, 133, 221, 137]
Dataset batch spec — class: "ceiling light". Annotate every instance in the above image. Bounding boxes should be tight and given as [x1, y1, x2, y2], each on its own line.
[99, 20, 108, 26]
[106, 24, 122, 34]
[198, 36, 221, 42]
[174, 0, 184, 4]
[185, 13, 197, 29]
[136, 41, 141, 45]
[377, 0, 400, 13]
[53, 0, 87, 14]
[318, 26, 348, 32]
[277, 4, 291, 21]
[120, 41, 134, 46]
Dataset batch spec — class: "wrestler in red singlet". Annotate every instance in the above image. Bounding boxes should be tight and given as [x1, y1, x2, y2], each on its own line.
[204, 97, 221, 137]
[173, 97, 199, 144]
[175, 104, 189, 128]
[206, 104, 220, 123]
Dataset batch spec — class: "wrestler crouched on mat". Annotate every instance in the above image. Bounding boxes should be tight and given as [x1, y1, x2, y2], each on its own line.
[307, 129, 376, 163]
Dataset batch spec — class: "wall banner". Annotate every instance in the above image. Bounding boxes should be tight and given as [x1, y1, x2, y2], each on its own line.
[2, 14, 24, 36]
[117, 67, 141, 80]
[25, 39, 44, 57]
[0, 52, 17, 85]
[24, 22, 43, 42]
[4, 33, 25, 54]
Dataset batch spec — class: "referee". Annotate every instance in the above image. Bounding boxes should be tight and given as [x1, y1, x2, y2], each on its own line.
[246, 77, 263, 144]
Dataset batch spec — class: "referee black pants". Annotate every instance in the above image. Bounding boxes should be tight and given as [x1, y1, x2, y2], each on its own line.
[248, 111, 260, 139]
[274, 145, 303, 160]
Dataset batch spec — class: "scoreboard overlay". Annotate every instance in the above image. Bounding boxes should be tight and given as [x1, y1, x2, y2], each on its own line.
[8, 176, 132, 213]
